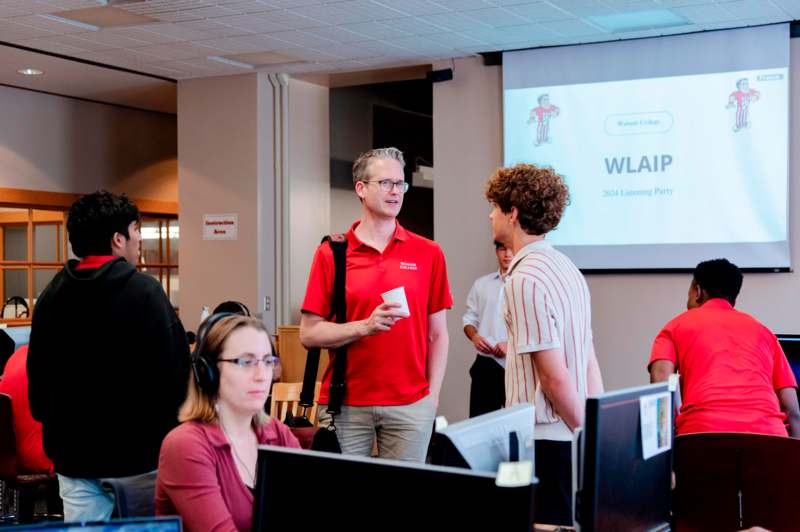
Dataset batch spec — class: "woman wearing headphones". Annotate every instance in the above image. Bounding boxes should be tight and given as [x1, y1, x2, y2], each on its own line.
[156, 314, 300, 531]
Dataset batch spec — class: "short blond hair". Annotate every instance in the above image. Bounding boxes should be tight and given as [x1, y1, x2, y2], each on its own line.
[179, 315, 271, 427]
[352, 147, 405, 185]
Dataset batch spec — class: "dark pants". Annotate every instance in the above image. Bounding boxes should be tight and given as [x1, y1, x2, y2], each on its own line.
[534, 439, 573, 526]
[468, 355, 505, 418]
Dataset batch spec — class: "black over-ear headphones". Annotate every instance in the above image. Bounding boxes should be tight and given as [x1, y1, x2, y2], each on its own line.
[191, 312, 237, 396]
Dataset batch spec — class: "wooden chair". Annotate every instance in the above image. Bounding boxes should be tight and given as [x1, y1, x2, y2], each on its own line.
[270, 382, 321, 426]
[674, 432, 800, 532]
[0, 393, 59, 523]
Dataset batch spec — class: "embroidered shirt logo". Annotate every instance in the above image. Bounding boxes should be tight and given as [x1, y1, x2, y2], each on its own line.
[399, 261, 418, 271]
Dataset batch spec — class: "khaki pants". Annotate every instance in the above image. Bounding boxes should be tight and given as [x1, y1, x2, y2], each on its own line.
[318, 394, 436, 462]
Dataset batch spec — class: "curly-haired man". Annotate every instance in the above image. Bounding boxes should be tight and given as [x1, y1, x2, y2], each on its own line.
[485, 163, 604, 526]
[27, 190, 190, 522]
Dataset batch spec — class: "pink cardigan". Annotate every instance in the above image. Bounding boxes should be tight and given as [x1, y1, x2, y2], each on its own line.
[156, 419, 301, 531]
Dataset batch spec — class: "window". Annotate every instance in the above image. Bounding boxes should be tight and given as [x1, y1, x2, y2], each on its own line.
[138, 217, 179, 309]
[0, 203, 180, 324]
[0, 208, 67, 322]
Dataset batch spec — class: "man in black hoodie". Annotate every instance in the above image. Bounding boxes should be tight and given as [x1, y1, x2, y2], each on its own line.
[27, 191, 190, 522]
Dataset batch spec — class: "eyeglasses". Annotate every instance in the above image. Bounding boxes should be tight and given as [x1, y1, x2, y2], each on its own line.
[361, 179, 409, 193]
[218, 354, 278, 369]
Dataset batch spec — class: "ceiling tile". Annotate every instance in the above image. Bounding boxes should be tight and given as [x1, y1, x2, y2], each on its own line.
[382, 16, 450, 35]
[371, 0, 451, 16]
[265, 30, 340, 48]
[336, 20, 413, 40]
[539, 17, 606, 36]
[423, 11, 494, 30]
[770, 0, 800, 18]
[719, 0, 788, 20]
[461, 6, 528, 27]
[505, 3, 574, 21]
[672, 3, 736, 23]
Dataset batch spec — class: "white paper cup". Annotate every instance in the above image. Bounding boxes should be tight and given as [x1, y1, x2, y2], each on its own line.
[381, 286, 410, 317]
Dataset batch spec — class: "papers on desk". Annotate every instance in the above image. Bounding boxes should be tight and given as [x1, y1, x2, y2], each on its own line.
[639, 391, 672, 460]
[496, 460, 534, 487]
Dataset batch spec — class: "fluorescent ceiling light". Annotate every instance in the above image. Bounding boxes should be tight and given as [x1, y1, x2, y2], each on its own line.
[39, 13, 99, 31]
[17, 68, 44, 76]
[207, 56, 255, 70]
[587, 9, 690, 33]
[38, 6, 156, 30]
[209, 51, 307, 70]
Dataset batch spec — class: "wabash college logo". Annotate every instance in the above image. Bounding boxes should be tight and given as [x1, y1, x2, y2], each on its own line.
[399, 261, 418, 271]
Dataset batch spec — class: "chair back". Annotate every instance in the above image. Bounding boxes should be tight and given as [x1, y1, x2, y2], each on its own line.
[101, 470, 157, 518]
[270, 382, 321, 425]
[0, 393, 18, 479]
[674, 432, 800, 532]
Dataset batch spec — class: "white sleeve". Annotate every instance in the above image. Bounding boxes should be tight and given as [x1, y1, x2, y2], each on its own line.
[462, 280, 480, 329]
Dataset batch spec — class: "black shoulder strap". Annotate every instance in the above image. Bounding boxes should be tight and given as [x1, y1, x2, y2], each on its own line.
[326, 236, 348, 415]
[299, 235, 348, 412]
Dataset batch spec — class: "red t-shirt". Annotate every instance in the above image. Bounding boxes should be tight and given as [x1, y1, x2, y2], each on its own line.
[649, 298, 797, 437]
[302, 221, 453, 406]
[0, 345, 53, 474]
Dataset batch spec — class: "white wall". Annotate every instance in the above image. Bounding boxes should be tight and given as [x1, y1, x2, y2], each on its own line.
[330, 188, 362, 233]
[288, 78, 330, 322]
[0, 84, 177, 202]
[178, 73, 273, 332]
[434, 44, 800, 422]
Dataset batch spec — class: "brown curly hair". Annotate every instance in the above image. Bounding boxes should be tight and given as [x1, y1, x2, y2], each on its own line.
[485, 163, 570, 235]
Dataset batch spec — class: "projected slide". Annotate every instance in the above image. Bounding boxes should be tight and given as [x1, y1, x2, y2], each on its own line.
[503, 25, 790, 270]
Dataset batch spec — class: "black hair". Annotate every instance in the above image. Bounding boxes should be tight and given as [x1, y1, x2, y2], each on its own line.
[67, 190, 140, 258]
[212, 300, 251, 316]
[693, 258, 743, 306]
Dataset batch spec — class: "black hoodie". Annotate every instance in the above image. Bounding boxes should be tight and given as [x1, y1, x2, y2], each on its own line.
[27, 257, 190, 478]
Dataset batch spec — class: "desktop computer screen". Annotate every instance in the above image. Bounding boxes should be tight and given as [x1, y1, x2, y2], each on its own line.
[577, 383, 672, 532]
[252, 445, 537, 531]
[777, 335, 800, 399]
[6, 517, 181, 531]
[430, 403, 536, 477]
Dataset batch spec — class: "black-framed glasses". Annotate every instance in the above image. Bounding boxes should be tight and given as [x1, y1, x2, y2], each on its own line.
[218, 354, 278, 369]
[362, 179, 409, 193]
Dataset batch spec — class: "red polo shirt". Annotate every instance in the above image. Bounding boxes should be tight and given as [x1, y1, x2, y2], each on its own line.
[0, 346, 53, 474]
[302, 221, 453, 406]
[649, 298, 797, 437]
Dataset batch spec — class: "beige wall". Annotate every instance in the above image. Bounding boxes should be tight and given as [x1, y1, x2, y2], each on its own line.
[178, 73, 273, 332]
[288, 78, 330, 322]
[0, 84, 176, 202]
[178, 74, 330, 332]
[433, 47, 800, 422]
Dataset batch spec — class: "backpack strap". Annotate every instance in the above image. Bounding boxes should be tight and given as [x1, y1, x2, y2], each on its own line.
[299, 234, 348, 414]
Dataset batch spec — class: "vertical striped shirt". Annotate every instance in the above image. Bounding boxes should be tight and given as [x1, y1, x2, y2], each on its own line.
[503, 240, 593, 441]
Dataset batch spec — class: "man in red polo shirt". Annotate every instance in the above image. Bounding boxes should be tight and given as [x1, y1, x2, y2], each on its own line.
[300, 147, 452, 462]
[649, 258, 800, 437]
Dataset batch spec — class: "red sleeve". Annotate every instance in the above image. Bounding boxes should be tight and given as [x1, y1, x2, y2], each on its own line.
[772, 337, 797, 390]
[156, 425, 238, 532]
[648, 320, 678, 370]
[301, 243, 334, 318]
[427, 245, 453, 314]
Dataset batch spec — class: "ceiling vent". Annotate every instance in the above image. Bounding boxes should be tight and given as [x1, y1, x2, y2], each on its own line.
[40, 5, 157, 31]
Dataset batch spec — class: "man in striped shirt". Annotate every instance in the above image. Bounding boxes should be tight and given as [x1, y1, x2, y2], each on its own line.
[485, 163, 604, 526]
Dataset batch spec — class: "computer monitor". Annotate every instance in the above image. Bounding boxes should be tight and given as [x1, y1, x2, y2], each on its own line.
[576, 383, 672, 532]
[6, 517, 181, 531]
[777, 335, 800, 398]
[430, 403, 536, 477]
[252, 446, 537, 531]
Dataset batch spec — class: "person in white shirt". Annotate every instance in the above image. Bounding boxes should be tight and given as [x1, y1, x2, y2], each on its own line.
[485, 163, 604, 526]
[462, 241, 513, 417]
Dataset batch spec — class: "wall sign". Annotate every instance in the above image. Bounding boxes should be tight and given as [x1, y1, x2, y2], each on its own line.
[203, 214, 238, 240]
